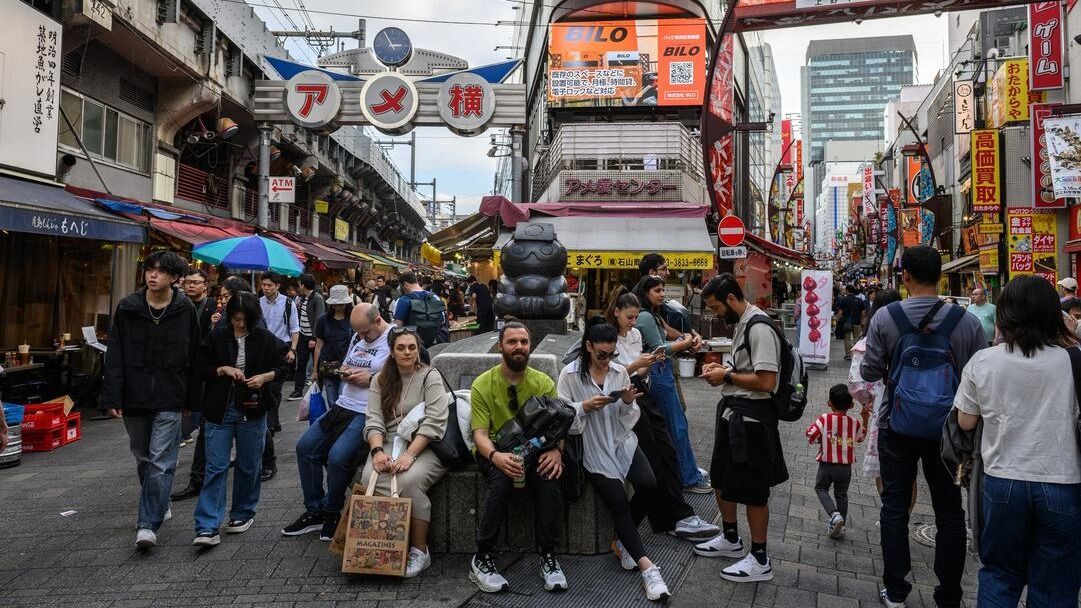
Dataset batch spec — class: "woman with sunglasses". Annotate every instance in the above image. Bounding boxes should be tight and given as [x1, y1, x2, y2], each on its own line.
[361, 327, 450, 578]
[631, 275, 706, 493]
[556, 317, 671, 601]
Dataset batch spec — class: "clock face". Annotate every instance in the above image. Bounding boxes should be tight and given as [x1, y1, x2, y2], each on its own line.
[373, 27, 413, 67]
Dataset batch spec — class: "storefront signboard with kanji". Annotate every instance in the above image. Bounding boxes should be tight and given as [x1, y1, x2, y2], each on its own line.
[566, 250, 713, 270]
[971, 130, 1001, 213]
[1043, 115, 1081, 198]
[1007, 208, 1057, 283]
[1031, 103, 1065, 209]
[438, 73, 496, 136]
[990, 58, 1043, 128]
[1029, 2, 1064, 91]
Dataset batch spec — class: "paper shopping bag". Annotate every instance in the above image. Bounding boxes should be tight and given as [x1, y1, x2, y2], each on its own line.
[341, 470, 412, 576]
[329, 482, 364, 557]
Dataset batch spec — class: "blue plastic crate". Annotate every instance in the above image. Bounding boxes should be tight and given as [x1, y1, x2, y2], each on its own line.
[3, 403, 25, 425]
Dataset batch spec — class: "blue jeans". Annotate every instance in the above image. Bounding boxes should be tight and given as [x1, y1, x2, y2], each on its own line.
[649, 359, 702, 487]
[123, 410, 182, 532]
[194, 404, 267, 533]
[321, 377, 342, 408]
[978, 474, 1081, 608]
[295, 411, 366, 516]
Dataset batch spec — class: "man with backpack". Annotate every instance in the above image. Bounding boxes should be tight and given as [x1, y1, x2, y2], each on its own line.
[259, 272, 299, 482]
[393, 271, 447, 348]
[694, 274, 797, 584]
[860, 246, 986, 608]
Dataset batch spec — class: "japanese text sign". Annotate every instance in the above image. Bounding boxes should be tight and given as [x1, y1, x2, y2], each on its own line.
[1007, 208, 1057, 283]
[1029, 2, 1064, 91]
[990, 58, 1042, 128]
[1031, 103, 1065, 209]
[971, 130, 1001, 214]
[548, 18, 706, 107]
[954, 81, 974, 134]
[1042, 115, 1081, 198]
[566, 250, 712, 270]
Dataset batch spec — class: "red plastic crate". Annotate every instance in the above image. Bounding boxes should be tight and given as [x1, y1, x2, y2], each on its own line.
[23, 427, 63, 452]
[22, 404, 65, 431]
[62, 412, 81, 445]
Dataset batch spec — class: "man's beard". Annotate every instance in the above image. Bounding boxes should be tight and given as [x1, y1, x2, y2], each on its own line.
[503, 350, 529, 372]
[724, 309, 740, 324]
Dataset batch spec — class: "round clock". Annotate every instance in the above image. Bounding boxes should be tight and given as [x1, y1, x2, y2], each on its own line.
[372, 27, 413, 68]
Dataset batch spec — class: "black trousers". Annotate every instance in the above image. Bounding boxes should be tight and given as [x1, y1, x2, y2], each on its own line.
[293, 334, 313, 389]
[189, 418, 206, 486]
[878, 428, 966, 607]
[814, 462, 852, 519]
[631, 385, 695, 532]
[476, 454, 562, 555]
[262, 379, 284, 467]
[588, 448, 656, 562]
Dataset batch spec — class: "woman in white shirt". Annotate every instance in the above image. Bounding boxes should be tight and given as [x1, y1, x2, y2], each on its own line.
[605, 289, 719, 542]
[557, 317, 670, 602]
[953, 275, 1081, 606]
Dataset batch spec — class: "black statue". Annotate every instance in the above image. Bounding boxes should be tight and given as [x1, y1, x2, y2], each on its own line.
[494, 222, 571, 320]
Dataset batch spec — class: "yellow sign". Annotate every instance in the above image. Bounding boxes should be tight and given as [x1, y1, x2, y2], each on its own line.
[334, 218, 349, 242]
[566, 251, 713, 270]
[979, 244, 999, 275]
[315, 199, 329, 214]
[1007, 209, 1057, 283]
[978, 223, 1003, 235]
[990, 58, 1044, 128]
[970, 130, 1000, 214]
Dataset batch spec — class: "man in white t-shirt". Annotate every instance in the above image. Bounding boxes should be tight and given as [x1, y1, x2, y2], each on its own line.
[283, 303, 392, 542]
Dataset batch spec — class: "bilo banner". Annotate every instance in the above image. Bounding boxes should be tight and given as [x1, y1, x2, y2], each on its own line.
[548, 19, 706, 107]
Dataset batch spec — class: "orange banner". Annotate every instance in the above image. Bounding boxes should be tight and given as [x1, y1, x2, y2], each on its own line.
[548, 18, 706, 108]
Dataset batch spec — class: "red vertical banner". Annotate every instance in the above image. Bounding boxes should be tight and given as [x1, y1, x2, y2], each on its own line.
[1032, 102, 1065, 209]
[796, 140, 803, 182]
[1029, 2, 1065, 91]
[705, 35, 735, 216]
[781, 120, 793, 165]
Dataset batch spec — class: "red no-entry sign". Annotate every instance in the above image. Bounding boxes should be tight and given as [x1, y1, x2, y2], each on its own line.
[718, 215, 745, 247]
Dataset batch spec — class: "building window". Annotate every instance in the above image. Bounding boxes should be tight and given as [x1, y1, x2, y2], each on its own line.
[58, 88, 152, 173]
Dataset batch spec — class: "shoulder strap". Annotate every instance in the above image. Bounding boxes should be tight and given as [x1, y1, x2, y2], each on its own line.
[1066, 347, 1081, 410]
[738, 315, 782, 357]
[916, 299, 946, 332]
[885, 301, 914, 335]
[933, 304, 967, 338]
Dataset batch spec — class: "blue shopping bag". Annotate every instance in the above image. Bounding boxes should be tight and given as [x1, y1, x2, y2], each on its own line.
[307, 389, 326, 426]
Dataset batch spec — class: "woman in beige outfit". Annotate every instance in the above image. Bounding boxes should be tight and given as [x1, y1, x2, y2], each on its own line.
[362, 327, 449, 578]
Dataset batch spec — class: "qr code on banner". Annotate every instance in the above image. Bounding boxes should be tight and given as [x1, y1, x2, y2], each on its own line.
[670, 62, 693, 85]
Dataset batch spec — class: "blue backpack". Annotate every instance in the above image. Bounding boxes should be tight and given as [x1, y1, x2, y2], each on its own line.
[885, 300, 966, 440]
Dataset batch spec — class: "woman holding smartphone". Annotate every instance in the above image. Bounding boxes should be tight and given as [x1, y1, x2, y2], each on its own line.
[557, 317, 670, 601]
[193, 292, 289, 547]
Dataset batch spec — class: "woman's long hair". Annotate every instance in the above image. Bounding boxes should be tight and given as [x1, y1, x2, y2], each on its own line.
[377, 329, 426, 421]
[632, 275, 665, 316]
[603, 287, 641, 327]
[997, 275, 1072, 357]
[577, 316, 618, 381]
[869, 288, 902, 321]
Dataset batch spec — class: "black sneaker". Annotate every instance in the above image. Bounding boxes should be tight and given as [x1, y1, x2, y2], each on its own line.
[319, 513, 340, 542]
[170, 483, 201, 501]
[193, 531, 220, 547]
[281, 511, 323, 536]
[260, 465, 277, 482]
[286, 390, 303, 401]
[225, 517, 254, 534]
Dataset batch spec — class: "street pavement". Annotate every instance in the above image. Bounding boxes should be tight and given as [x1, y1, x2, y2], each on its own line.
[0, 336, 996, 607]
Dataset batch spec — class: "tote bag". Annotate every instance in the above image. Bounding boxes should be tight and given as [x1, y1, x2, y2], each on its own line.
[341, 470, 412, 576]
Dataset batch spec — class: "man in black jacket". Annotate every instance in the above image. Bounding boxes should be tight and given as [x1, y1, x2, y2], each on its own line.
[103, 250, 201, 550]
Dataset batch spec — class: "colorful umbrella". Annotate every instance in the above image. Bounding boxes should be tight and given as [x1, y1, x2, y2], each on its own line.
[192, 234, 305, 276]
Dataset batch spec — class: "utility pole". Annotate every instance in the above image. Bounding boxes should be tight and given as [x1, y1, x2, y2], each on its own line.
[257, 124, 272, 230]
[376, 131, 416, 185]
[510, 125, 526, 203]
[411, 178, 437, 224]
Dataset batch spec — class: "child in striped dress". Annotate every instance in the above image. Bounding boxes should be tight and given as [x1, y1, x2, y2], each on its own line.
[806, 384, 865, 540]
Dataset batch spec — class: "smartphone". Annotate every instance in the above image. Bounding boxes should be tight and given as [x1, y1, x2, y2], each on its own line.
[651, 346, 666, 358]
[607, 390, 625, 402]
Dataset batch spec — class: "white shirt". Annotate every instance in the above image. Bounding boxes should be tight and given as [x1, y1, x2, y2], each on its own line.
[335, 326, 392, 414]
[260, 294, 299, 343]
[557, 360, 640, 482]
[722, 304, 781, 400]
[615, 328, 645, 376]
[954, 344, 1081, 484]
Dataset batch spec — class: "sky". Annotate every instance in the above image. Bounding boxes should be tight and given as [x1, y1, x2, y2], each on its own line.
[245, 1, 954, 216]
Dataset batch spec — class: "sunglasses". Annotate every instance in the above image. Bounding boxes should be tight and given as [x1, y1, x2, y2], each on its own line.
[390, 326, 418, 337]
[594, 349, 618, 361]
[508, 384, 519, 412]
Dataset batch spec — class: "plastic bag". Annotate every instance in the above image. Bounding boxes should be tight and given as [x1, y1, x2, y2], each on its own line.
[296, 382, 320, 422]
[847, 339, 875, 407]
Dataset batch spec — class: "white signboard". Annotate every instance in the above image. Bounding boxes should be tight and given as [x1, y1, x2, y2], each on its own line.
[954, 81, 974, 134]
[438, 73, 496, 137]
[269, 177, 295, 203]
[798, 270, 832, 368]
[0, 2, 63, 178]
[284, 70, 342, 131]
[361, 72, 419, 135]
[718, 246, 747, 259]
[1042, 116, 1081, 198]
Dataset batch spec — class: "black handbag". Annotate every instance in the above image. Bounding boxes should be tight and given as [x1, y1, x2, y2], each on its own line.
[425, 369, 471, 469]
[1064, 346, 1081, 452]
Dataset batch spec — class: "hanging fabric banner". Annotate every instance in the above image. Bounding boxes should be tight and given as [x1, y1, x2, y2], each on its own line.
[798, 269, 832, 368]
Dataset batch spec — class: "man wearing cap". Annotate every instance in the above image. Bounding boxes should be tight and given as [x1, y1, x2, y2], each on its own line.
[1057, 277, 1078, 304]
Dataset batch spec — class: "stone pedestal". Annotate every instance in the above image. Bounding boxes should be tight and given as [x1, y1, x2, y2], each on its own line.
[521, 319, 566, 348]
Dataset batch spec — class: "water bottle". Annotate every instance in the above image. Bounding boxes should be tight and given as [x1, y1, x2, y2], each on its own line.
[794, 383, 805, 401]
[511, 446, 526, 488]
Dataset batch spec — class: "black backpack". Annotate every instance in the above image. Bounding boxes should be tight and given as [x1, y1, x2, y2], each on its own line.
[405, 293, 446, 347]
[738, 315, 808, 422]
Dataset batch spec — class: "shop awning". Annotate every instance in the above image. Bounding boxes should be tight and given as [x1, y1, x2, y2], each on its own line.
[495, 216, 715, 270]
[941, 253, 979, 274]
[150, 218, 248, 246]
[427, 212, 493, 251]
[0, 174, 145, 243]
[744, 233, 815, 268]
[359, 251, 409, 270]
[1066, 239, 1081, 254]
[269, 233, 358, 270]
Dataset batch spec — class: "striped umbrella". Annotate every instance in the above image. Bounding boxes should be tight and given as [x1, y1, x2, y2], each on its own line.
[192, 234, 304, 277]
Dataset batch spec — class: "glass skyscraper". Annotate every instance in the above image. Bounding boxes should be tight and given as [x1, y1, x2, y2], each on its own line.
[801, 36, 916, 245]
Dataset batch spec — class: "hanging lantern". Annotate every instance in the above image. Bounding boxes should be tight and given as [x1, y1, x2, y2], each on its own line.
[270, 146, 282, 161]
[217, 117, 239, 140]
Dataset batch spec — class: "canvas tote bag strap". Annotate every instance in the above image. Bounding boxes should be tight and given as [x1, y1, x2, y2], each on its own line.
[363, 469, 401, 498]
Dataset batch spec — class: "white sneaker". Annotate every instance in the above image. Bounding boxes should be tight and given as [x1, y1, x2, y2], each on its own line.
[134, 528, 157, 549]
[720, 553, 773, 583]
[469, 553, 508, 593]
[164, 508, 172, 522]
[613, 540, 637, 571]
[671, 515, 721, 541]
[404, 547, 431, 578]
[879, 588, 906, 608]
[640, 565, 671, 601]
[693, 534, 744, 558]
[540, 553, 567, 591]
[828, 512, 846, 540]
[684, 480, 714, 494]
